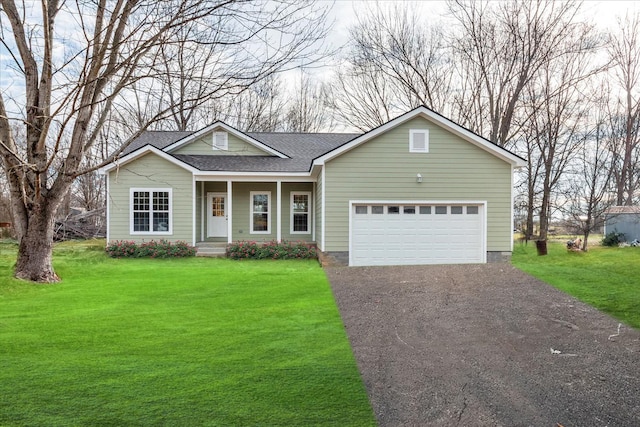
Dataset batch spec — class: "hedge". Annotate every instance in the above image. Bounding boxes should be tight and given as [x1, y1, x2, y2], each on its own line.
[106, 240, 196, 258]
[226, 240, 317, 260]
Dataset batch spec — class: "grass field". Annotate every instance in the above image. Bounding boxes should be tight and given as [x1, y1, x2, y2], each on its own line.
[0, 240, 375, 426]
[512, 240, 640, 329]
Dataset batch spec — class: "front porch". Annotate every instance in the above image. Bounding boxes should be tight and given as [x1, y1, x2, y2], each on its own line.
[195, 180, 316, 246]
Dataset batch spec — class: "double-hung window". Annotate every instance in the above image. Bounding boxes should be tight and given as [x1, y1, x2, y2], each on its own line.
[250, 191, 271, 234]
[131, 189, 172, 234]
[290, 192, 311, 234]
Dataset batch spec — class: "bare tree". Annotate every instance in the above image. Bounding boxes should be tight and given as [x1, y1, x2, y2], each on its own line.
[607, 13, 640, 206]
[223, 75, 286, 132]
[448, 0, 586, 147]
[0, 0, 331, 282]
[519, 20, 604, 241]
[283, 72, 333, 133]
[328, 63, 396, 132]
[329, 2, 452, 130]
[560, 98, 615, 250]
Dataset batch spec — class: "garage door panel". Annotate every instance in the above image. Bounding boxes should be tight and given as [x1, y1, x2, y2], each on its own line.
[351, 203, 484, 266]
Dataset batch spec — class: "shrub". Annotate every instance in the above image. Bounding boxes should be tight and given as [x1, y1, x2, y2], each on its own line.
[106, 240, 196, 258]
[602, 231, 625, 247]
[226, 240, 317, 260]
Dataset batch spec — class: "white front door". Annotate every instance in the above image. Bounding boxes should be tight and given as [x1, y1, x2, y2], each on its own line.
[207, 192, 228, 238]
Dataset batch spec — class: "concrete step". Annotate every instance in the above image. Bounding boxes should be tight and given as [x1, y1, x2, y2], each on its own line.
[195, 243, 227, 257]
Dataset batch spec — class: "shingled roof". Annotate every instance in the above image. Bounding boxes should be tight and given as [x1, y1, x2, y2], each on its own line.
[123, 130, 360, 172]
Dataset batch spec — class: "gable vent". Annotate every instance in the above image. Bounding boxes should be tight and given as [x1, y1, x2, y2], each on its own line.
[213, 132, 228, 150]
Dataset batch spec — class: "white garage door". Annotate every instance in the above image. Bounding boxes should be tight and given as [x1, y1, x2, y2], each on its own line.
[350, 203, 485, 266]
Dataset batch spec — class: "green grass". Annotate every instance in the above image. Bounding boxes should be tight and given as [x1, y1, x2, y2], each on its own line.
[512, 240, 640, 329]
[0, 240, 375, 426]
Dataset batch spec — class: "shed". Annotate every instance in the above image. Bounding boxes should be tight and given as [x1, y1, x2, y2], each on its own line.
[604, 206, 640, 242]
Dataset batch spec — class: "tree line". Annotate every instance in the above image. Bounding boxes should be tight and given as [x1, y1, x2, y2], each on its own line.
[0, 0, 638, 281]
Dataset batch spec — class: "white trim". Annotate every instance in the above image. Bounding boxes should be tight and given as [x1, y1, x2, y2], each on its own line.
[193, 171, 314, 180]
[192, 177, 197, 245]
[277, 181, 282, 242]
[510, 165, 515, 252]
[348, 199, 488, 266]
[290, 191, 312, 235]
[250, 191, 271, 234]
[164, 122, 288, 158]
[200, 181, 205, 242]
[227, 180, 233, 243]
[99, 145, 199, 174]
[313, 106, 526, 167]
[129, 188, 173, 235]
[320, 167, 326, 251]
[312, 185, 316, 242]
[105, 175, 110, 242]
[409, 129, 429, 153]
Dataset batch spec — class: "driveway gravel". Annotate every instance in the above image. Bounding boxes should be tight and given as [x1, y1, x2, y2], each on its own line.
[325, 264, 640, 426]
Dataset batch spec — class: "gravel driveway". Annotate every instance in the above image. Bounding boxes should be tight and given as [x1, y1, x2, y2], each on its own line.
[325, 264, 640, 426]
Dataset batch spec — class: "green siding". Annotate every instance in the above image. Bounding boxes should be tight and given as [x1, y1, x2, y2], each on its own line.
[108, 153, 193, 243]
[172, 130, 269, 156]
[324, 116, 513, 252]
[231, 182, 277, 242]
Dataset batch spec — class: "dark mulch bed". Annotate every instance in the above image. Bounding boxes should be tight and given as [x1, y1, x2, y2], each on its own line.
[326, 263, 640, 427]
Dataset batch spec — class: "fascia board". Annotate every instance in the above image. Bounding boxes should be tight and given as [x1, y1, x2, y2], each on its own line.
[164, 121, 289, 158]
[99, 145, 199, 175]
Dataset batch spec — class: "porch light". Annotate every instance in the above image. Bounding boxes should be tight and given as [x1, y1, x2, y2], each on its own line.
[416, 173, 423, 183]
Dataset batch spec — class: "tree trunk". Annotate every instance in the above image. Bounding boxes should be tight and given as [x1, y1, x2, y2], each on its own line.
[14, 203, 60, 283]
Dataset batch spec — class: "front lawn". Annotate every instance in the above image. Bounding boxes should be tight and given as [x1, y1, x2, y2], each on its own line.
[512, 241, 640, 329]
[0, 240, 375, 426]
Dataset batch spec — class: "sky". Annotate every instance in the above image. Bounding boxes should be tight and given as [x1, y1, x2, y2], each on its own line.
[2, 0, 640, 119]
[308, 0, 640, 80]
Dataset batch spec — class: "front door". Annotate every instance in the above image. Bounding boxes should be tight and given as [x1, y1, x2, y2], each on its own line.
[207, 192, 227, 238]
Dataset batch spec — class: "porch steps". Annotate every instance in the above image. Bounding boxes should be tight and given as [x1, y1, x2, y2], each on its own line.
[196, 242, 227, 257]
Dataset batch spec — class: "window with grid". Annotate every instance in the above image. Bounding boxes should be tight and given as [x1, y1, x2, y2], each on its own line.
[291, 192, 311, 234]
[251, 192, 270, 233]
[131, 189, 171, 233]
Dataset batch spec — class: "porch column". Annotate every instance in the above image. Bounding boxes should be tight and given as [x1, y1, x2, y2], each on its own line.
[277, 180, 282, 242]
[227, 180, 233, 244]
[200, 181, 205, 242]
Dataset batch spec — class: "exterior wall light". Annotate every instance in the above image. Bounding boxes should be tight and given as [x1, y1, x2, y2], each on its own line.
[416, 173, 423, 183]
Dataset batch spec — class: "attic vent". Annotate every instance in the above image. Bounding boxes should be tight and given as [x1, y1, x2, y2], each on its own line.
[213, 132, 228, 150]
[410, 129, 429, 153]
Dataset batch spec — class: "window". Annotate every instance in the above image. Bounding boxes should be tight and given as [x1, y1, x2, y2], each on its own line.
[291, 192, 311, 234]
[451, 206, 463, 214]
[213, 131, 228, 150]
[403, 206, 416, 214]
[372, 206, 384, 214]
[419, 206, 431, 214]
[410, 129, 429, 153]
[250, 192, 271, 233]
[355, 205, 368, 215]
[467, 206, 479, 215]
[435, 206, 447, 215]
[388, 206, 400, 214]
[130, 189, 172, 234]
